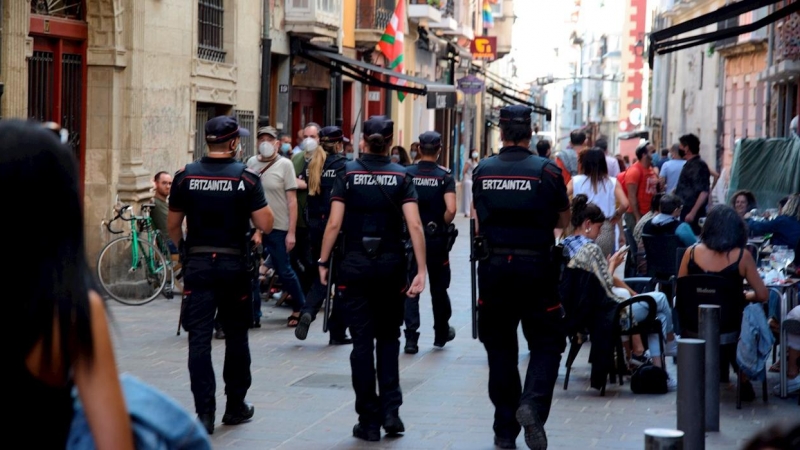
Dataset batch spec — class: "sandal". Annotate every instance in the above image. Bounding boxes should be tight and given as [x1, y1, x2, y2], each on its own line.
[287, 314, 300, 327]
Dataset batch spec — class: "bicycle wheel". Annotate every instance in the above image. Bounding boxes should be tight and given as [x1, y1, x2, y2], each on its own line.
[152, 230, 175, 298]
[97, 237, 168, 305]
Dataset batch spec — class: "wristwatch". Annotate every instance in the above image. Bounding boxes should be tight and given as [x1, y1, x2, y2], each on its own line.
[317, 259, 330, 268]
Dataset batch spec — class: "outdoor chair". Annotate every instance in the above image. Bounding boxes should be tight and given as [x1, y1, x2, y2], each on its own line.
[676, 274, 768, 409]
[613, 277, 667, 379]
[642, 234, 682, 301]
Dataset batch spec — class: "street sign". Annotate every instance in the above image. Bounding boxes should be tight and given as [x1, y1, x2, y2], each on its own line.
[427, 92, 456, 110]
[368, 91, 381, 102]
[630, 107, 642, 126]
[471, 37, 497, 61]
[279, 84, 289, 94]
[457, 74, 485, 94]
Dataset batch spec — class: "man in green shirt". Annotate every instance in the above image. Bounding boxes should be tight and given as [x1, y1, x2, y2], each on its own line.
[151, 171, 177, 254]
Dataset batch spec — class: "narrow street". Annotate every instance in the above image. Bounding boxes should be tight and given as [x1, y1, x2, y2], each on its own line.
[108, 216, 797, 450]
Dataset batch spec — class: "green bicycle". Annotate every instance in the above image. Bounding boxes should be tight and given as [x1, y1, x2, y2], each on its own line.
[97, 203, 175, 305]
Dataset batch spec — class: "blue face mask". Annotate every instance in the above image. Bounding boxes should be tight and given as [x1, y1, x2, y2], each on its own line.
[280, 143, 291, 154]
[345, 153, 354, 161]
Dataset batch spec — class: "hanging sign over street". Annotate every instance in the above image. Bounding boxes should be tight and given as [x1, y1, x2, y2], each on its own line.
[457, 75, 485, 94]
[471, 37, 497, 61]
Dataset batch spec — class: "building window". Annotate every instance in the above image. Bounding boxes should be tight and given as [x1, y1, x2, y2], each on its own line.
[572, 91, 578, 111]
[234, 110, 256, 158]
[31, 0, 82, 18]
[194, 104, 217, 161]
[198, 0, 226, 63]
[671, 53, 677, 94]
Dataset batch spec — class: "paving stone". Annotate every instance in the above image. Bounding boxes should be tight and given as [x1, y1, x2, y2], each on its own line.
[109, 216, 799, 449]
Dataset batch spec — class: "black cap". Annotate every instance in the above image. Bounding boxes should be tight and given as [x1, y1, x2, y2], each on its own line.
[418, 131, 442, 147]
[319, 126, 344, 143]
[363, 115, 394, 138]
[205, 116, 250, 144]
[499, 105, 532, 124]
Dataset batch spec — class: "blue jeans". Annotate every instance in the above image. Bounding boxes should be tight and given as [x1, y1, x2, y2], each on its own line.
[263, 229, 306, 313]
[629, 291, 674, 356]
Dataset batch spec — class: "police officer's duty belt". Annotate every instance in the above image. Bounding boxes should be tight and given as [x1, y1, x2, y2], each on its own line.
[188, 246, 243, 256]
[489, 247, 547, 257]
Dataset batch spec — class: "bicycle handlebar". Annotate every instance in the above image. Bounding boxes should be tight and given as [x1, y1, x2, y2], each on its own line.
[105, 205, 131, 234]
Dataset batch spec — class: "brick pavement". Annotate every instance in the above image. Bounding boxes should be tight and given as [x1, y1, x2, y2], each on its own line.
[109, 216, 798, 449]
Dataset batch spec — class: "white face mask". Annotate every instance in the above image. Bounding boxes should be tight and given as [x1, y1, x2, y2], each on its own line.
[471, 152, 479, 159]
[302, 138, 318, 160]
[410, 151, 418, 159]
[258, 141, 276, 158]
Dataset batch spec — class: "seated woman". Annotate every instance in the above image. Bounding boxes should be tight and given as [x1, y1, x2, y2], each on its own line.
[730, 189, 758, 219]
[563, 195, 677, 372]
[678, 205, 768, 398]
[747, 193, 800, 250]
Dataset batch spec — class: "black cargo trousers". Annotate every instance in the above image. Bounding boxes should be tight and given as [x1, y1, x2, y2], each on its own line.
[182, 253, 252, 415]
[403, 236, 452, 341]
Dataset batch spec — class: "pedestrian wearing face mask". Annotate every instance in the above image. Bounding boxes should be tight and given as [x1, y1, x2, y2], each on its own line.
[246, 126, 308, 332]
[462, 150, 479, 218]
[410, 142, 421, 164]
[291, 124, 322, 298]
[390, 145, 412, 166]
[344, 141, 356, 161]
[295, 126, 352, 344]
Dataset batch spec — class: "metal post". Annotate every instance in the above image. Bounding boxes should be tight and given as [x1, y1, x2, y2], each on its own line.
[677, 338, 705, 450]
[698, 305, 720, 432]
[644, 429, 684, 450]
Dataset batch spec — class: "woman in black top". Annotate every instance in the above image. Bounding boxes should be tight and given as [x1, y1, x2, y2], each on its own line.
[3, 120, 133, 449]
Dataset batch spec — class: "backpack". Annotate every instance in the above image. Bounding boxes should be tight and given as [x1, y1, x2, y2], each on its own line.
[630, 363, 669, 394]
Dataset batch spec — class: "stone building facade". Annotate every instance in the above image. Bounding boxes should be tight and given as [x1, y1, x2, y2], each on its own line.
[1, 0, 264, 259]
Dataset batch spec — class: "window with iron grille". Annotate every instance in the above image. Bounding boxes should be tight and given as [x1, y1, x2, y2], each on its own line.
[234, 110, 255, 158]
[194, 105, 216, 161]
[198, 0, 226, 63]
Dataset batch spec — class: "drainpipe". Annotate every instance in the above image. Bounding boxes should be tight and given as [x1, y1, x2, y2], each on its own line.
[716, 53, 724, 172]
[765, 3, 774, 137]
[258, 1, 272, 127]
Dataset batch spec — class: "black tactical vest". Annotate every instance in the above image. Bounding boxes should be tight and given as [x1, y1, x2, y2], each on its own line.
[473, 147, 558, 249]
[178, 158, 255, 250]
[306, 153, 347, 230]
[406, 161, 452, 232]
[341, 155, 411, 249]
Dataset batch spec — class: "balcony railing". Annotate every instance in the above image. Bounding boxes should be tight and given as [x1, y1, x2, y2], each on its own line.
[285, 0, 342, 37]
[776, 13, 800, 64]
[356, 0, 395, 32]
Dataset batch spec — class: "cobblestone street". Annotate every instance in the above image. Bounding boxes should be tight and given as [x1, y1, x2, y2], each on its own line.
[109, 216, 798, 450]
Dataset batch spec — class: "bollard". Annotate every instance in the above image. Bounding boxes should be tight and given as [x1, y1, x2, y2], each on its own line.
[644, 429, 684, 450]
[698, 305, 720, 432]
[677, 338, 705, 450]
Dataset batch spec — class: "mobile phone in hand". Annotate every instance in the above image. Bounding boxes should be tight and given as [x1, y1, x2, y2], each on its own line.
[619, 245, 630, 253]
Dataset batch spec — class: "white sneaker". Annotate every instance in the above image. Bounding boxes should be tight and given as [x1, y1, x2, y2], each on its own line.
[667, 377, 678, 391]
[773, 376, 800, 395]
[664, 339, 678, 357]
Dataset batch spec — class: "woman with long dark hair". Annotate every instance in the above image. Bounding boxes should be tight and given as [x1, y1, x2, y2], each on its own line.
[567, 148, 628, 256]
[3, 120, 133, 449]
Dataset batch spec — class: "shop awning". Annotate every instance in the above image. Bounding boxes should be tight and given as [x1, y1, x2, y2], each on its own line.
[648, 0, 799, 68]
[298, 43, 455, 96]
[486, 86, 552, 119]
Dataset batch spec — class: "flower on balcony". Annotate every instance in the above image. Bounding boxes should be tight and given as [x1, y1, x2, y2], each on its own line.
[427, 0, 442, 8]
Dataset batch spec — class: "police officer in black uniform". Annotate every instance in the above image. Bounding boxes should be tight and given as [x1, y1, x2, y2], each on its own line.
[317, 115, 427, 442]
[295, 125, 351, 344]
[403, 131, 457, 354]
[472, 105, 571, 450]
[168, 116, 275, 435]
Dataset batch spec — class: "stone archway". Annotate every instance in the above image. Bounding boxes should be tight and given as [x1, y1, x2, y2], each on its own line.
[83, 0, 151, 261]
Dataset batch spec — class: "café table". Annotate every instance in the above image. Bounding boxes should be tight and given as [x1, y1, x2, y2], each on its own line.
[765, 277, 800, 398]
